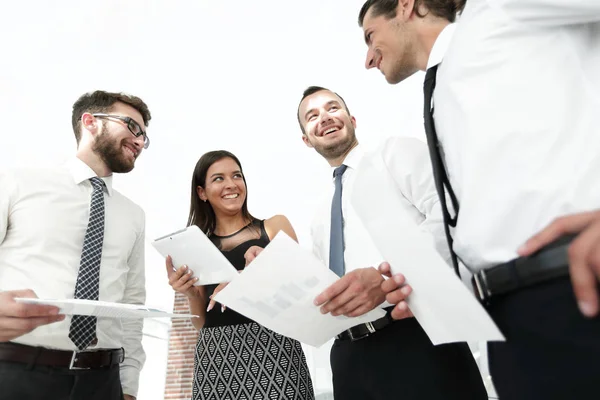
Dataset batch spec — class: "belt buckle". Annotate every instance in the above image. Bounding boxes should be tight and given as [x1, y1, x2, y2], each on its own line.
[472, 270, 491, 302]
[69, 351, 90, 370]
[349, 322, 376, 341]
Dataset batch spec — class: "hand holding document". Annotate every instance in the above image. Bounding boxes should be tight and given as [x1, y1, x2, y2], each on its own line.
[152, 226, 239, 286]
[214, 233, 386, 347]
[14, 298, 197, 319]
[351, 156, 505, 345]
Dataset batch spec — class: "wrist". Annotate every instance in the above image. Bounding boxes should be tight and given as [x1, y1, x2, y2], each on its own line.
[186, 291, 201, 300]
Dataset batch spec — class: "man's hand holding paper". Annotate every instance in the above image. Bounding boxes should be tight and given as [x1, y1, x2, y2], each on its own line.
[314, 266, 387, 317]
[213, 233, 385, 347]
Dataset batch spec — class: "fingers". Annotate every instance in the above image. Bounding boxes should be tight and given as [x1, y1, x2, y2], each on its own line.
[519, 212, 596, 256]
[11, 302, 62, 319]
[323, 291, 359, 316]
[177, 268, 194, 287]
[168, 265, 189, 285]
[168, 265, 198, 293]
[179, 277, 198, 293]
[207, 283, 229, 312]
[381, 274, 406, 294]
[385, 284, 412, 306]
[344, 302, 377, 318]
[207, 297, 216, 312]
[0, 314, 66, 341]
[568, 222, 600, 317]
[390, 301, 414, 320]
[165, 255, 175, 277]
[0, 290, 60, 318]
[244, 246, 263, 267]
[518, 210, 600, 318]
[314, 276, 351, 307]
[378, 262, 392, 278]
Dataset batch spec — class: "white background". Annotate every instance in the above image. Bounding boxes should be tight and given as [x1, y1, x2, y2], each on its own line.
[1, 1, 439, 398]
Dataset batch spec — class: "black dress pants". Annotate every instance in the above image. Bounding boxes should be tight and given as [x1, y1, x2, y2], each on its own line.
[0, 360, 124, 400]
[330, 317, 488, 400]
[487, 277, 600, 400]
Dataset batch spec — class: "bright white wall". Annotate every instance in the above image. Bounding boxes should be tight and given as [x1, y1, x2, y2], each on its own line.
[1, 1, 432, 398]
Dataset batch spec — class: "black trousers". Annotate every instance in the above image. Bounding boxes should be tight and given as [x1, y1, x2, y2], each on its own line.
[330, 317, 488, 400]
[0, 360, 124, 400]
[487, 277, 600, 400]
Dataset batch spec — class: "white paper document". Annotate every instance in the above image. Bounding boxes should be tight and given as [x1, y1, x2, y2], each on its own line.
[214, 233, 386, 347]
[351, 156, 505, 345]
[15, 298, 197, 319]
[152, 225, 239, 286]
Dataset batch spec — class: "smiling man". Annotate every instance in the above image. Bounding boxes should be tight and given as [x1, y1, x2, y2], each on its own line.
[296, 85, 487, 400]
[358, 0, 600, 399]
[0, 90, 151, 400]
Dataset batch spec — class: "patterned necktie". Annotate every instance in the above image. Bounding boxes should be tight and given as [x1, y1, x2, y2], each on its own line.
[329, 164, 348, 277]
[69, 177, 105, 350]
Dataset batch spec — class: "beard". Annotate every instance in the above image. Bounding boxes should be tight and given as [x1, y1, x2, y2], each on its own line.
[312, 126, 358, 161]
[386, 37, 419, 84]
[386, 63, 419, 85]
[92, 126, 136, 173]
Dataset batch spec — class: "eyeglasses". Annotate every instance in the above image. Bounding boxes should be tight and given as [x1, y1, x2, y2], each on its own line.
[92, 113, 150, 149]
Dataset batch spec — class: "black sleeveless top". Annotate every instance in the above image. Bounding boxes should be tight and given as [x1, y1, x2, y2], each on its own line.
[202, 219, 270, 328]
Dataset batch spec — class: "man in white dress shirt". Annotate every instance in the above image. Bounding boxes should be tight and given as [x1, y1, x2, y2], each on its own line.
[358, 0, 600, 398]
[297, 86, 487, 400]
[0, 90, 151, 400]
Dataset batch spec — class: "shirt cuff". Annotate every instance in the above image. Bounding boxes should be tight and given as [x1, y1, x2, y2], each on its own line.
[120, 363, 141, 397]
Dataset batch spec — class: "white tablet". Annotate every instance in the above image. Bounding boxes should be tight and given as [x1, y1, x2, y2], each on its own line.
[151, 225, 239, 286]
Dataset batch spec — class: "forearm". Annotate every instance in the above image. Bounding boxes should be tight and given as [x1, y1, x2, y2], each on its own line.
[120, 318, 145, 397]
[121, 217, 146, 397]
[187, 294, 207, 330]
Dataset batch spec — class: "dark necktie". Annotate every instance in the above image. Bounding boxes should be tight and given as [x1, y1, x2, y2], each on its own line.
[423, 65, 461, 276]
[329, 164, 348, 277]
[69, 177, 106, 350]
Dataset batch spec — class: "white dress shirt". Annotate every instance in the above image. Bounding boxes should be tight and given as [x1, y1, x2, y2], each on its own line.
[430, 0, 600, 270]
[311, 137, 451, 280]
[0, 157, 146, 396]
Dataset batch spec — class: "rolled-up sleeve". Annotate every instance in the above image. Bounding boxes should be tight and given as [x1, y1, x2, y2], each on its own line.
[119, 208, 147, 397]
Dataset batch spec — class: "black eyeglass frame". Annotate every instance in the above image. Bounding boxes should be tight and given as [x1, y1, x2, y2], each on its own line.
[92, 113, 150, 149]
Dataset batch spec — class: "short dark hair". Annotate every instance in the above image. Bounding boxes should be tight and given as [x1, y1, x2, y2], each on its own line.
[187, 150, 255, 236]
[71, 90, 152, 143]
[358, 0, 466, 26]
[297, 86, 351, 135]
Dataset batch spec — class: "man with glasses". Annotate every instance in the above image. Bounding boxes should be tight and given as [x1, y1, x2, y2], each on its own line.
[0, 90, 151, 400]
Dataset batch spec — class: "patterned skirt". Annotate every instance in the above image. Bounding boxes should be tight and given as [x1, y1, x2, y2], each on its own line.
[193, 322, 315, 400]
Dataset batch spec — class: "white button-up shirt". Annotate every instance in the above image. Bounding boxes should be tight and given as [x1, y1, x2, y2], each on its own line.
[310, 137, 451, 277]
[0, 157, 146, 396]
[431, 0, 600, 270]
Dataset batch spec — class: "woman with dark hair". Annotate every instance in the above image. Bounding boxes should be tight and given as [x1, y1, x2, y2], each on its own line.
[166, 150, 314, 400]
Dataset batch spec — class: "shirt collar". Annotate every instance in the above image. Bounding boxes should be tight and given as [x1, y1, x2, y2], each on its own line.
[426, 23, 456, 69]
[67, 157, 113, 196]
[330, 143, 364, 178]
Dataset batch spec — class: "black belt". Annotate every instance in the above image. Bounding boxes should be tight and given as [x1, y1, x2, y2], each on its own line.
[0, 342, 124, 370]
[336, 310, 393, 341]
[472, 235, 574, 303]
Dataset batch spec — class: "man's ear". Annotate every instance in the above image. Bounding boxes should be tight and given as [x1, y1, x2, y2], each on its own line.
[398, 0, 416, 21]
[81, 113, 98, 135]
[302, 134, 314, 149]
